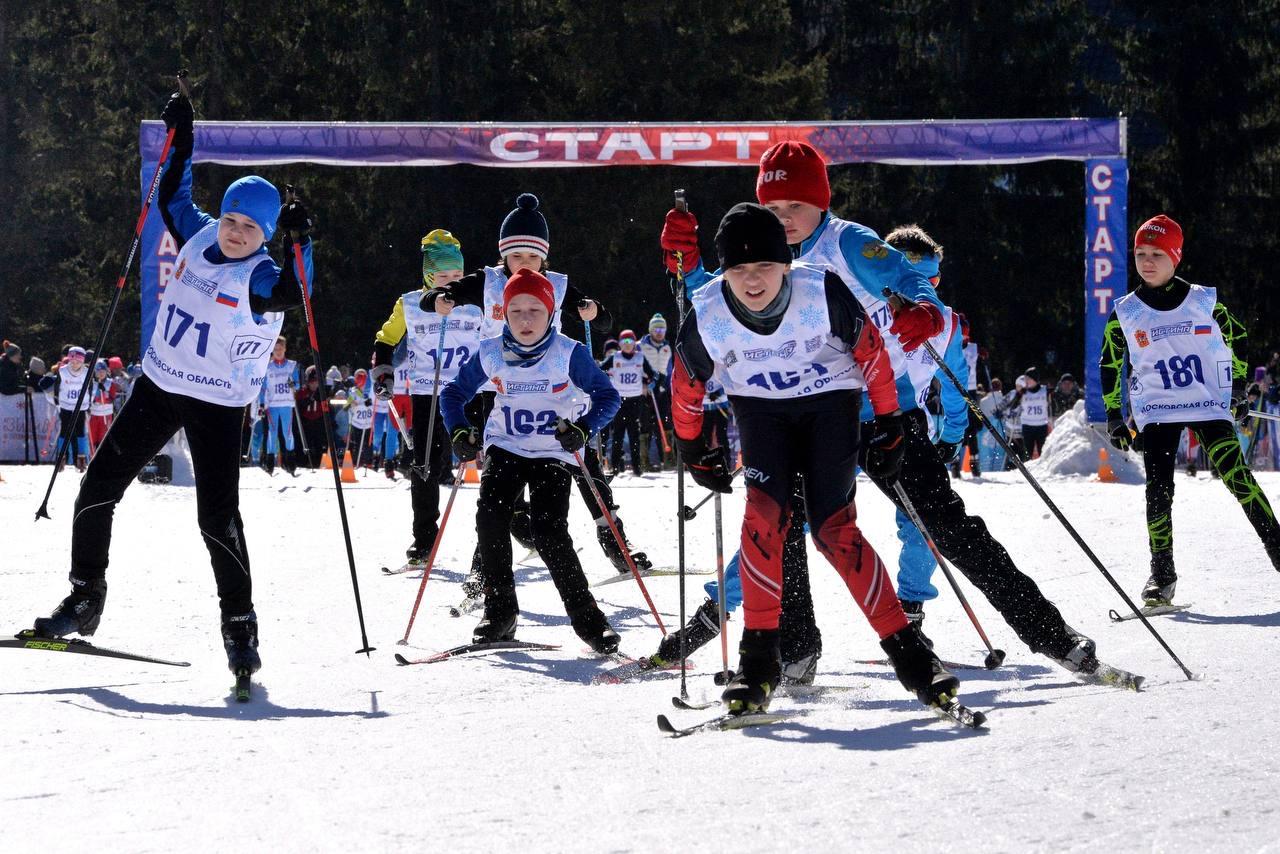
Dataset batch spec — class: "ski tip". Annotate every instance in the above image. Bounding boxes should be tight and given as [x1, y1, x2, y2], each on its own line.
[448, 608, 461, 618]
[393, 653, 412, 666]
[656, 714, 678, 734]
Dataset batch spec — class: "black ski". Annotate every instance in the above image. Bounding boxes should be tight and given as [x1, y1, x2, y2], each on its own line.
[394, 640, 562, 665]
[857, 658, 991, 672]
[1, 630, 191, 667]
[591, 567, 713, 588]
[1109, 603, 1192, 622]
[591, 656, 693, 685]
[656, 711, 791, 737]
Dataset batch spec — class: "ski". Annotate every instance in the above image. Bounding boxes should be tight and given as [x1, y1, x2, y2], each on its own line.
[856, 658, 991, 672]
[671, 682, 857, 711]
[382, 562, 427, 576]
[672, 695, 719, 711]
[394, 640, 562, 665]
[591, 567, 714, 588]
[656, 711, 791, 738]
[447, 594, 483, 618]
[1109, 603, 1192, 622]
[233, 668, 252, 702]
[591, 656, 694, 685]
[1080, 661, 1145, 692]
[931, 696, 987, 729]
[1, 630, 191, 667]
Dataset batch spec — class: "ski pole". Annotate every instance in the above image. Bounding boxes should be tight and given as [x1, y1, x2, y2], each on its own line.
[572, 446, 667, 634]
[36, 70, 187, 520]
[291, 393, 311, 458]
[1248, 409, 1280, 424]
[883, 287, 1195, 680]
[713, 494, 730, 681]
[681, 465, 743, 520]
[892, 480, 1005, 669]
[649, 389, 671, 456]
[420, 319, 449, 481]
[287, 187, 374, 656]
[671, 187, 690, 697]
[399, 460, 467, 644]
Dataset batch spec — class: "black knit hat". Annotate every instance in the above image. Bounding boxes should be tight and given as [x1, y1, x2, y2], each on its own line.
[715, 203, 791, 270]
[499, 193, 550, 259]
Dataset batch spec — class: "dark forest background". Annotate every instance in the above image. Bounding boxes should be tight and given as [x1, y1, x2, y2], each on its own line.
[2, 1, 1278, 382]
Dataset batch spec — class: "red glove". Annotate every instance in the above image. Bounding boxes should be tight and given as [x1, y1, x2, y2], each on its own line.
[888, 301, 943, 352]
[660, 208, 700, 275]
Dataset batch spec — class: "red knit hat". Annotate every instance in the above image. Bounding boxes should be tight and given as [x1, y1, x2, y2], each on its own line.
[1134, 214, 1183, 264]
[503, 268, 556, 316]
[756, 141, 831, 210]
[619, 329, 636, 343]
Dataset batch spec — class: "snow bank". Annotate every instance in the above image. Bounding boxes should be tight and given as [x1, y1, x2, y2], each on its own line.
[1028, 399, 1144, 483]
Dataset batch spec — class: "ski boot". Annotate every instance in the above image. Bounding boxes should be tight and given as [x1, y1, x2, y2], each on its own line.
[33, 578, 108, 637]
[721, 629, 781, 714]
[283, 449, 297, 476]
[969, 453, 981, 478]
[221, 611, 261, 675]
[1142, 552, 1177, 606]
[597, 518, 652, 574]
[261, 448, 275, 475]
[569, 603, 621, 655]
[781, 650, 821, 686]
[1045, 628, 1098, 675]
[880, 626, 960, 707]
[405, 542, 430, 567]
[653, 598, 722, 666]
[75, 454, 87, 473]
[384, 457, 396, 480]
[899, 599, 935, 649]
[473, 596, 518, 643]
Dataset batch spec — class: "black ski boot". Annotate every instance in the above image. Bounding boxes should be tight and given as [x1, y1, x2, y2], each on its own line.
[473, 595, 518, 643]
[261, 448, 275, 475]
[597, 519, 653, 573]
[221, 611, 261, 675]
[34, 578, 108, 638]
[653, 598, 722, 666]
[569, 603, 621, 655]
[781, 650, 821, 686]
[1142, 551, 1177, 606]
[283, 449, 297, 476]
[880, 626, 960, 707]
[405, 542, 430, 566]
[721, 629, 781, 715]
[899, 599, 935, 649]
[1045, 628, 1098, 675]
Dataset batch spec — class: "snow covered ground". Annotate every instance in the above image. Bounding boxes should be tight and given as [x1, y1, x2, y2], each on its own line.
[3, 460, 1279, 852]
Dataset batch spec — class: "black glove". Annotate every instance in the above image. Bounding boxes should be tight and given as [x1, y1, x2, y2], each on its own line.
[419, 288, 455, 313]
[1106, 417, 1132, 452]
[555, 418, 588, 454]
[160, 92, 194, 148]
[1232, 397, 1251, 424]
[451, 427, 480, 462]
[676, 437, 733, 493]
[864, 412, 905, 482]
[278, 197, 313, 240]
[370, 364, 395, 399]
[933, 439, 961, 465]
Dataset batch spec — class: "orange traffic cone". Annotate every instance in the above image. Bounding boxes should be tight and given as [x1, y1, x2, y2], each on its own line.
[321, 451, 333, 469]
[961, 447, 972, 473]
[340, 449, 357, 483]
[1097, 447, 1117, 483]
[462, 461, 481, 483]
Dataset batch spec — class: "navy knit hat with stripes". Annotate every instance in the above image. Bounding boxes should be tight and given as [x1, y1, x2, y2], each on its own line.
[499, 193, 549, 260]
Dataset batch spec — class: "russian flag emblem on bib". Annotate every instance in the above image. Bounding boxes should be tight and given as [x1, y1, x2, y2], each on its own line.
[216, 291, 239, 308]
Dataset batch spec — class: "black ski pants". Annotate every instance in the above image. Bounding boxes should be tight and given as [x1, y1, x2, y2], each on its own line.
[408, 393, 453, 550]
[1141, 420, 1280, 560]
[609, 395, 645, 475]
[860, 408, 1071, 653]
[69, 375, 254, 616]
[475, 447, 595, 615]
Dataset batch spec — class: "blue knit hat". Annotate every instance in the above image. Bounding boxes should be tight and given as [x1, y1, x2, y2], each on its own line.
[221, 176, 281, 241]
[499, 193, 549, 259]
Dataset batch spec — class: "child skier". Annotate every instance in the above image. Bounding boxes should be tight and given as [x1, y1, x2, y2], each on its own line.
[260, 336, 300, 474]
[32, 90, 314, 679]
[371, 228, 483, 563]
[87, 358, 120, 458]
[423, 193, 652, 575]
[638, 314, 674, 469]
[672, 202, 961, 714]
[52, 346, 91, 472]
[1102, 214, 1280, 604]
[440, 268, 622, 652]
[599, 329, 656, 476]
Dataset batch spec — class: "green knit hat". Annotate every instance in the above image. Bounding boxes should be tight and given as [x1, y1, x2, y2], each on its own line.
[421, 229, 465, 286]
